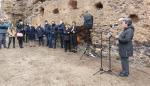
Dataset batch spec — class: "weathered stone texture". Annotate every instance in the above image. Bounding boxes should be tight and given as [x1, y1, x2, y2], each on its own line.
[1, 0, 150, 45]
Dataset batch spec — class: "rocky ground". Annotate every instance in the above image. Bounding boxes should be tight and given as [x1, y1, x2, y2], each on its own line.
[0, 43, 150, 86]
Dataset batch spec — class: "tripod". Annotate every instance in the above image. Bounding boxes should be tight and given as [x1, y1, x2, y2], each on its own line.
[80, 29, 92, 60]
[108, 33, 112, 72]
[93, 31, 113, 75]
[80, 43, 90, 60]
[93, 31, 105, 75]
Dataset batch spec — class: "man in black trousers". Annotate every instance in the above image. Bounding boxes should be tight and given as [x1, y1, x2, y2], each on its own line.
[44, 20, 51, 46]
[36, 25, 45, 46]
[116, 18, 134, 77]
[63, 24, 71, 52]
[83, 11, 93, 45]
[83, 11, 93, 55]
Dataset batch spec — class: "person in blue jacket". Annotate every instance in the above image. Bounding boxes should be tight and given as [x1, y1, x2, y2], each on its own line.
[26, 24, 36, 47]
[0, 20, 11, 49]
[36, 25, 45, 46]
[58, 21, 65, 48]
[51, 21, 58, 49]
[44, 20, 51, 46]
[44, 23, 52, 48]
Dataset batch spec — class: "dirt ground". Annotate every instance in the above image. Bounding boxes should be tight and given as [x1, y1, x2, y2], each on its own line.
[0, 45, 150, 86]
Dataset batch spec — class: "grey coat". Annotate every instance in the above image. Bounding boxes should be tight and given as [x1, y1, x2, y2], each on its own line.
[118, 26, 134, 57]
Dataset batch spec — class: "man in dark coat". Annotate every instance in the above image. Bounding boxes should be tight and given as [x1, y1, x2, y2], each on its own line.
[26, 24, 36, 47]
[44, 20, 50, 46]
[83, 11, 93, 45]
[45, 23, 52, 48]
[24, 23, 30, 43]
[36, 25, 45, 46]
[58, 21, 65, 48]
[51, 21, 58, 49]
[116, 18, 134, 77]
[63, 24, 71, 52]
[83, 11, 93, 30]
[70, 21, 78, 53]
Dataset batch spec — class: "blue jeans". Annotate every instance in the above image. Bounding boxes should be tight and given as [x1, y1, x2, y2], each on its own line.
[48, 36, 52, 48]
[70, 35, 77, 50]
[0, 33, 6, 48]
[52, 38, 56, 48]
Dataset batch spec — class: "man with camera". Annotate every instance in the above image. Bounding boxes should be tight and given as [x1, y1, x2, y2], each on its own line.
[83, 11, 93, 45]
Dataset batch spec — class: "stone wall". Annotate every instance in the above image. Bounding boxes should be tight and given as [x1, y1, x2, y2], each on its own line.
[2, 0, 150, 45]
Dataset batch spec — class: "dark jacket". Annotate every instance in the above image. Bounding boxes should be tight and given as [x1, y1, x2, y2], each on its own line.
[36, 26, 45, 37]
[83, 13, 93, 29]
[58, 23, 65, 35]
[70, 26, 78, 35]
[51, 24, 58, 38]
[118, 26, 134, 57]
[44, 24, 51, 36]
[64, 28, 71, 41]
[24, 25, 30, 35]
[16, 22, 24, 33]
[26, 26, 36, 40]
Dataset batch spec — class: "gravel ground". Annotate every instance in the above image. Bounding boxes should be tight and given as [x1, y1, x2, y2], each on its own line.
[0, 46, 150, 86]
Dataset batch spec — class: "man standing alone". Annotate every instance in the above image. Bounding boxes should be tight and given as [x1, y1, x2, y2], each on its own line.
[116, 18, 134, 77]
[83, 11, 93, 45]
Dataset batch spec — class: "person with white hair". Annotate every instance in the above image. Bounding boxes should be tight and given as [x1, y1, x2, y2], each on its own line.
[116, 17, 134, 77]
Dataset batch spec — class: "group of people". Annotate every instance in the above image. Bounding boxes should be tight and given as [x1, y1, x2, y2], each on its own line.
[3, 20, 79, 53]
[0, 11, 93, 53]
[0, 11, 134, 77]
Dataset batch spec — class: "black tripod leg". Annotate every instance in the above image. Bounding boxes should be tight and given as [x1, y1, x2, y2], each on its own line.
[108, 37, 112, 72]
[100, 32, 103, 71]
[93, 69, 102, 75]
[100, 49, 103, 71]
[93, 32, 104, 76]
[80, 47, 87, 60]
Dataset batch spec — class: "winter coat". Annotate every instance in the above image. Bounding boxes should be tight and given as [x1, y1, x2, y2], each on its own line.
[118, 26, 134, 57]
[64, 28, 71, 41]
[36, 26, 45, 37]
[26, 26, 36, 40]
[7, 28, 16, 37]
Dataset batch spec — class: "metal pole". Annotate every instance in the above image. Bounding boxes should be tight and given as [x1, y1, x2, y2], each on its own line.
[100, 31, 103, 71]
[108, 36, 112, 72]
